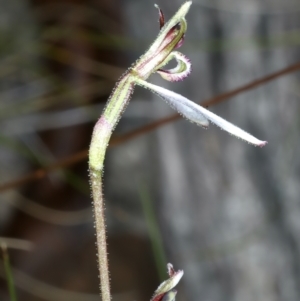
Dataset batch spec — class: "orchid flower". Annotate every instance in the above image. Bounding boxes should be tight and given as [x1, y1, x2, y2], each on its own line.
[88, 3, 267, 301]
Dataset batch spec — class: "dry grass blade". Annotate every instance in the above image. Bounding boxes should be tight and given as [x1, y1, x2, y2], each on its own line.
[1, 244, 18, 301]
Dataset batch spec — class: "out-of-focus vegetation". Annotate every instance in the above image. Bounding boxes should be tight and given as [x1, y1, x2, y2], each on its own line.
[1, 0, 300, 301]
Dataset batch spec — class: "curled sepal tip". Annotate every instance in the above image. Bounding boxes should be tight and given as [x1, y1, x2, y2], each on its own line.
[157, 51, 191, 82]
[151, 263, 183, 301]
[167, 263, 176, 276]
[136, 78, 267, 147]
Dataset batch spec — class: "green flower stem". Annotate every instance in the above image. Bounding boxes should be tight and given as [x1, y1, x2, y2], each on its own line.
[89, 72, 135, 301]
[89, 3, 191, 301]
[89, 71, 135, 172]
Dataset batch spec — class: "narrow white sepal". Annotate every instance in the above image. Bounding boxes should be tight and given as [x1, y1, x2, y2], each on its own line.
[136, 78, 209, 128]
[136, 79, 267, 146]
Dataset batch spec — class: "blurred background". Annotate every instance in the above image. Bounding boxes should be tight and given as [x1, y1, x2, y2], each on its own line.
[0, 0, 300, 300]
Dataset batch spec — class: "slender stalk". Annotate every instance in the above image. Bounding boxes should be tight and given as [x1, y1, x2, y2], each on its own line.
[89, 170, 109, 301]
[89, 72, 134, 301]
[88, 4, 191, 300]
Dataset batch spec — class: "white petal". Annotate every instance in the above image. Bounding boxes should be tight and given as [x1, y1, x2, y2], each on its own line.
[136, 79, 267, 146]
[136, 79, 209, 128]
[190, 101, 268, 147]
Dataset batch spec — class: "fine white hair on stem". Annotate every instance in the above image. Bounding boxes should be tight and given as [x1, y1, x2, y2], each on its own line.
[136, 78, 267, 147]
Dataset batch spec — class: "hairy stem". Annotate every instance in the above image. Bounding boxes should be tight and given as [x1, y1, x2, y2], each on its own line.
[88, 3, 191, 301]
[89, 169, 109, 301]
[89, 72, 134, 301]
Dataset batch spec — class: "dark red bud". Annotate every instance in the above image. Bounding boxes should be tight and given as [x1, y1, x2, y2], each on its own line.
[155, 5, 165, 29]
